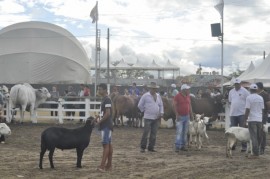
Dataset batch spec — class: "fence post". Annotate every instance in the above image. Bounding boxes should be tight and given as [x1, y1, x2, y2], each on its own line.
[6, 99, 11, 123]
[58, 100, 64, 124]
[85, 98, 90, 122]
[225, 101, 230, 131]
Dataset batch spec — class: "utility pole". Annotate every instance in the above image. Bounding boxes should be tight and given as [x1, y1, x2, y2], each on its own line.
[107, 28, 110, 93]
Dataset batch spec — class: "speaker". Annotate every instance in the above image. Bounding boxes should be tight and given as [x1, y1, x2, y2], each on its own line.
[211, 23, 221, 37]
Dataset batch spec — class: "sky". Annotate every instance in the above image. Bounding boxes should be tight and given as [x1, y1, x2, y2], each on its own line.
[0, 0, 270, 77]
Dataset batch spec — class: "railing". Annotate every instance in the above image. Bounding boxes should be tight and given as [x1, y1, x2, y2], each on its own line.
[3, 98, 101, 124]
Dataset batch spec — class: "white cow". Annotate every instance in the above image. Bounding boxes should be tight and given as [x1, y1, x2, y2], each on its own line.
[8, 83, 51, 123]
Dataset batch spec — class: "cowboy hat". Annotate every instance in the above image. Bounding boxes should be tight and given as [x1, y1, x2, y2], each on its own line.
[147, 82, 159, 89]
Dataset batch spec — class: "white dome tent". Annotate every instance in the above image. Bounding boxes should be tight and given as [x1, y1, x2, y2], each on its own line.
[0, 21, 91, 84]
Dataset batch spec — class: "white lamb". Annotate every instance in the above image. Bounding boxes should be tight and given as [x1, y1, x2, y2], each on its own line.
[188, 114, 209, 150]
[225, 124, 269, 158]
[0, 123, 11, 144]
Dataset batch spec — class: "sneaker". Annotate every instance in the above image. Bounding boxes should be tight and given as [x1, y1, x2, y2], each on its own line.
[241, 149, 247, 152]
[148, 149, 157, 152]
[140, 148, 145, 153]
[180, 147, 188, 151]
[96, 167, 106, 172]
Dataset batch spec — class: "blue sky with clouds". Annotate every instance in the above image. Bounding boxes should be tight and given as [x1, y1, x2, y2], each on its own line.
[0, 0, 270, 76]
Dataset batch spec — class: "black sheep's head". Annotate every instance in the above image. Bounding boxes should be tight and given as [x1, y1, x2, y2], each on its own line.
[86, 116, 96, 126]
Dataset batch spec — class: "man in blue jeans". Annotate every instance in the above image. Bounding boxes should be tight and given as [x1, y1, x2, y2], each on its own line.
[228, 78, 250, 152]
[138, 82, 164, 153]
[173, 84, 193, 152]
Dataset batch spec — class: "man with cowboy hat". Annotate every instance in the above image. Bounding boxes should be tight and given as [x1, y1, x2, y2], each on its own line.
[138, 82, 164, 153]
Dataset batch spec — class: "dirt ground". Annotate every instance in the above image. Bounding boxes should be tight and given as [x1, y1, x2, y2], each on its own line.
[1, 119, 270, 179]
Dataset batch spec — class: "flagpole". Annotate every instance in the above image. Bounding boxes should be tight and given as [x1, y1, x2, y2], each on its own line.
[94, 1, 98, 97]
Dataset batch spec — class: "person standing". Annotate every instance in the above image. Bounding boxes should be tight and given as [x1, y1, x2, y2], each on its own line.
[78, 84, 90, 122]
[171, 84, 179, 97]
[244, 84, 264, 159]
[256, 82, 270, 154]
[173, 84, 193, 152]
[228, 78, 250, 152]
[66, 86, 76, 120]
[129, 82, 140, 96]
[138, 82, 164, 153]
[50, 86, 59, 117]
[96, 83, 113, 172]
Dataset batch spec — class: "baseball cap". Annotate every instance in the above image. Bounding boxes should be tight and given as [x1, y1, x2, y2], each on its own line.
[181, 84, 190, 90]
[234, 78, 241, 84]
[171, 84, 176, 88]
[249, 84, 258, 90]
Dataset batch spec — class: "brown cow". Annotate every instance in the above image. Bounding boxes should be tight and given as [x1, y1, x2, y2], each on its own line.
[110, 93, 141, 127]
[161, 97, 176, 128]
[190, 94, 224, 121]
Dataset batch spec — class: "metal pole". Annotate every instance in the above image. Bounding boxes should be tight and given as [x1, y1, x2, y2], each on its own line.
[107, 28, 110, 93]
[94, 1, 98, 97]
[221, 11, 224, 94]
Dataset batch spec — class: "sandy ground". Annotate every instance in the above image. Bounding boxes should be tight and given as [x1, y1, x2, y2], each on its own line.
[1, 118, 270, 179]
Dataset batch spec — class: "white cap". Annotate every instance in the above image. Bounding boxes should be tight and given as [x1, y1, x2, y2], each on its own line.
[250, 84, 258, 90]
[234, 78, 241, 84]
[181, 84, 190, 90]
[171, 84, 176, 88]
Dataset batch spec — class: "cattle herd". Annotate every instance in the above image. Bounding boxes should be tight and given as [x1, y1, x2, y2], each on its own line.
[1, 83, 263, 171]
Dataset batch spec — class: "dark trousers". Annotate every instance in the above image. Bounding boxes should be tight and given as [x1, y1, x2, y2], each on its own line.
[248, 121, 262, 156]
[259, 115, 268, 152]
[79, 104, 85, 121]
[50, 104, 58, 116]
[140, 118, 159, 150]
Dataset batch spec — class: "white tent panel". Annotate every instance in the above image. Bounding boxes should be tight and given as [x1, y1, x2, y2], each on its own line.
[241, 55, 270, 84]
[0, 21, 91, 84]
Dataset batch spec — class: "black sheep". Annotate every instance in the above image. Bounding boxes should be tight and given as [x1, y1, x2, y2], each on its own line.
[39, 116, 95, 169]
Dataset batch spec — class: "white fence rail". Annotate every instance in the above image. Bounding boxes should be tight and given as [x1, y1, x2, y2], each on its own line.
[3, 99, 101, 124]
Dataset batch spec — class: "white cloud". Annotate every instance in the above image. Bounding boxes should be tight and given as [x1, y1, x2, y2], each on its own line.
[1, 0, 270, 77]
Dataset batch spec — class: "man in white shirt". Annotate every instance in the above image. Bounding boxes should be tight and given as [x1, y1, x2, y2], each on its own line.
[244, 84, 264, 158]
[138, 82, 164, 153]
[228, 78, 250, 152]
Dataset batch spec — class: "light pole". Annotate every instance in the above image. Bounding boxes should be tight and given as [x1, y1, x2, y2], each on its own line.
[214, 0, 224, 93]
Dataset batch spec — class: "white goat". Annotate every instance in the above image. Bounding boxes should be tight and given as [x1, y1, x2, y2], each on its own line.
[0, 123, 11, 144]
[225, 124, 269, 158]
[188, 114, 209, 150]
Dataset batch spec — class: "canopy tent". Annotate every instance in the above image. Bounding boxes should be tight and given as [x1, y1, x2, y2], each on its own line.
[238, 61, 255, 79]
[0, 21, 91, 84]
[241, 55, 270, 86]
[223, 61, 255, 86]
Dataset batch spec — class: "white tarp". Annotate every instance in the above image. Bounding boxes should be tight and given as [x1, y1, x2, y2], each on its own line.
[0, 21, 91, 84]
[241, 55, 270, 86]
[223, 61, 255, 86]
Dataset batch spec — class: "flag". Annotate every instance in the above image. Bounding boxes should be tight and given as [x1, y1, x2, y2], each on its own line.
[214, 0, 224, 17]
[90, 4, 98, 23]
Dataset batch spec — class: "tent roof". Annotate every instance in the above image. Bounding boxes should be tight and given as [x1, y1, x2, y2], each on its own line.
[223, 61, 255, 86]
[0, 21, 90, 84]
[241, 55, 270, 84]
[238, 61, 255, 80]
[114, 59, 131, 69]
